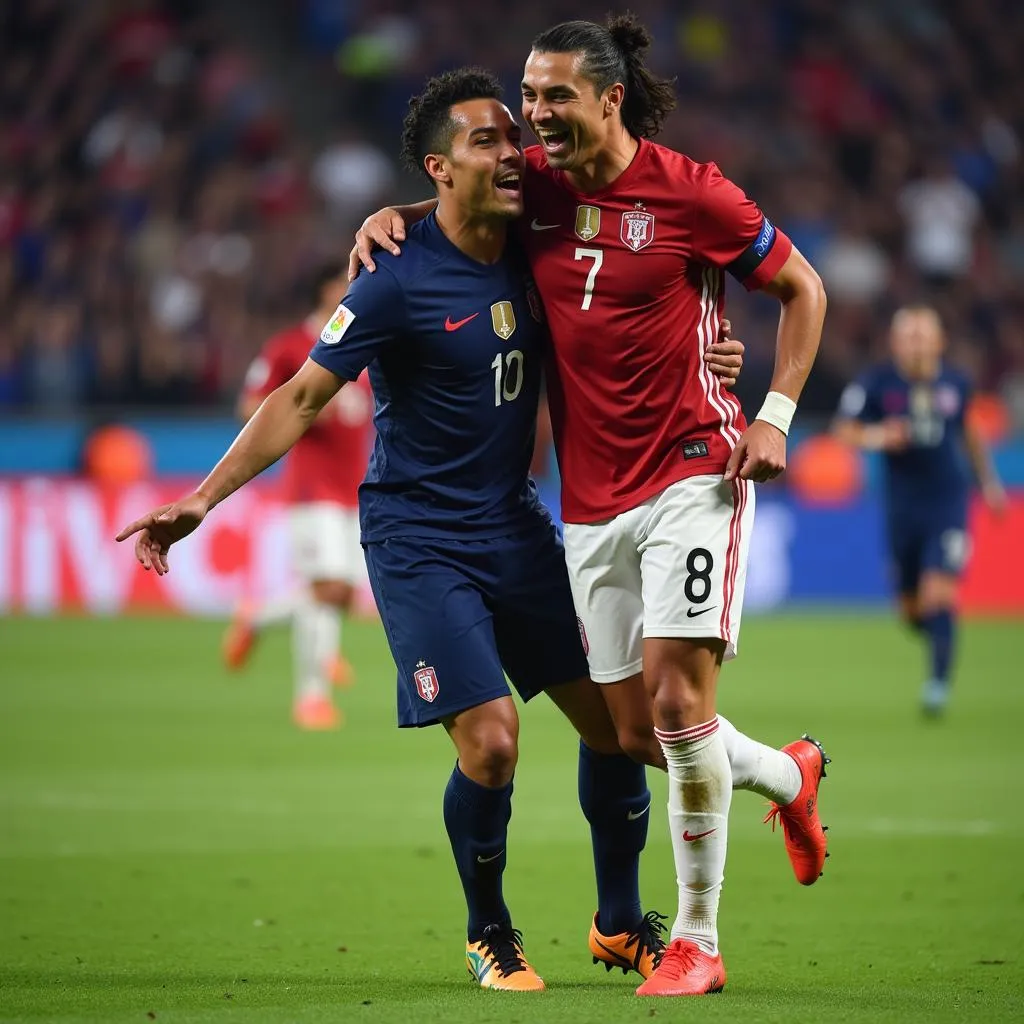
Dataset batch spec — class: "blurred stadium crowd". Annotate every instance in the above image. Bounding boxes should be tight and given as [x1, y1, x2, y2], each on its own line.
[1, 0, 1022, 424]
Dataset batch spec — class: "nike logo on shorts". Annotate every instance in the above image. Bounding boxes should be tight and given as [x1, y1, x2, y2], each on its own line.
[476, 850, 504, 864]
[627, 801, 651, 821]
[686, 605, 718, 618]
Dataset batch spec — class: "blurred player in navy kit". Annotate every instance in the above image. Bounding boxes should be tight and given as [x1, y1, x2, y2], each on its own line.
[118, 67, 747, 993]
[836, 305, 1006, 715]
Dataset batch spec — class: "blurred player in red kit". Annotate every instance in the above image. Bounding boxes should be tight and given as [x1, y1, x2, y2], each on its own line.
[223, 262, 374, 730]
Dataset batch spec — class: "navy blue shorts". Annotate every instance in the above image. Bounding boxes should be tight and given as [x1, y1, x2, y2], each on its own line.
[888, 508, 970, 595]
[363, 519, 589, 727]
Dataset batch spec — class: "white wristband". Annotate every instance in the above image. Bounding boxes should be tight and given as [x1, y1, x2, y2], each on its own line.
[755, 391, 797, 435]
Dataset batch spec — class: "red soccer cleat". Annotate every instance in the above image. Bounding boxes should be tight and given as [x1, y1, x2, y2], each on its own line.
[326, 654, 355, 689]
[292, 694, 343, 730]
[222, 602, 258, 670]
[635, 939, 726, 997]
[763, 735, 830, 885]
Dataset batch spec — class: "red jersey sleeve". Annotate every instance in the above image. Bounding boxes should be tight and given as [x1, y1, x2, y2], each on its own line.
[691, 163, 793, 291]
[242, 336, 297, 402]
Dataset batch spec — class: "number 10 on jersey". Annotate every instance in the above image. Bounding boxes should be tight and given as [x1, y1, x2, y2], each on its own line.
[492, 350, 524, 406]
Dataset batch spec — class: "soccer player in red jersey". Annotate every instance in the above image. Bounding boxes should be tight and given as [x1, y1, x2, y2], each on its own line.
[223, 262, 374, 730]
[349, 14, 830, 997]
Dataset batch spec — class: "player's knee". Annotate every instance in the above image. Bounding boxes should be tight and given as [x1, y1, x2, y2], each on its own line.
[461, 725, 518, 787]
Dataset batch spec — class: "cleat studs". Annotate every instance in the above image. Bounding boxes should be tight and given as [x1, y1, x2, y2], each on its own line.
[622, 967, 629, 975]
[604, 961, 614, 973]
[825, 852, 831, 858]
[593, 956, 599, 965]
[819, 871, 824, 877]
[823, 825, 829, 832]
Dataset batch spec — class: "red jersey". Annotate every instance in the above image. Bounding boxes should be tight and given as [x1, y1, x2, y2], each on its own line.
[521, 140, 792, 523]
[242, 321, 374, 508]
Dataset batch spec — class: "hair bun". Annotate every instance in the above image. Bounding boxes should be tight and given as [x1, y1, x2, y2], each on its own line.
[607, 12, 652, 57]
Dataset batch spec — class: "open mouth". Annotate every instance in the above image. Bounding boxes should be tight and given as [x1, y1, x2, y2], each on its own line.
[495, 170, 522, 197]
[535, 126, 571, 155]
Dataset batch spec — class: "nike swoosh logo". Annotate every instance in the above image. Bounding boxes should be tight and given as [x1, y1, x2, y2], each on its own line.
[686, 605, 718, 618]
[627, 801, 651, 821]
[682, 828, 717, 842]
[444, 313, 480, 332]
[476, 850, 504, 864]
[530, 220, 560, 231]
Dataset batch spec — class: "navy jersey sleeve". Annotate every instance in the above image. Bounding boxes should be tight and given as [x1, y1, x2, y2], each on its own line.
[837, 369, 882, 423]
[309, 266, 405, 381]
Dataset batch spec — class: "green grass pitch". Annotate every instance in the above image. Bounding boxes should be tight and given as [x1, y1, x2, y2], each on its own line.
[1, 612, 1022, 1023]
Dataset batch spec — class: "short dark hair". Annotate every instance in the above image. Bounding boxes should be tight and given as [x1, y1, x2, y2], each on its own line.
[400, 67, 505, 180]
[531, 12, 676, 139]
[309, 260, 345, 307]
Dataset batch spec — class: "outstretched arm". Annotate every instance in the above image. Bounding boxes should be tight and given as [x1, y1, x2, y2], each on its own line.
[725, 249, 826, 481]
[964, 418, 1007, 514]
[117, 359, 344, 573]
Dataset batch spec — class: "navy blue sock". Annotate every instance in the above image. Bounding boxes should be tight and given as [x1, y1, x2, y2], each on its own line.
[578, 741, 650, 936]
[920, 608, 955, 683]
[443, 762, 513, 942]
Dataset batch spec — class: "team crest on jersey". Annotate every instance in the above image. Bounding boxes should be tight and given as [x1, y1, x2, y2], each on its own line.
[490, 301, 516, 340]
[524, 277, 544, 322]
[575, 205, 601, 241]
[621, 208, 655, 251]
[413, 661, 439, 702]
[320, 303, 356, 345]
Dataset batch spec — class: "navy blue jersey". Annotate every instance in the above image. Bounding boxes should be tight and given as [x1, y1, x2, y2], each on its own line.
[310, 213, 548, 542]
[839, 361, 973, 514]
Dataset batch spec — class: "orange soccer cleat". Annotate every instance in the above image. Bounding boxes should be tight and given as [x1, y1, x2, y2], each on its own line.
[589, 910, 666, 979]
[222, 602, 258, 670]
[465, 924, 545, 991]
[763, 734, 830, 885]
[292, 694, 343, 731]
[326, 654, 355, 689]
[635, 938, 726, 997]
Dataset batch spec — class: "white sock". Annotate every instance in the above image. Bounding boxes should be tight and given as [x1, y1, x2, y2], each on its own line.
[251, 593, 300, 629]
[292, 593, 335, 700]
[717, 714, 801, 805]
[311, 600, 341, 681]
[657, 719, 731, 955]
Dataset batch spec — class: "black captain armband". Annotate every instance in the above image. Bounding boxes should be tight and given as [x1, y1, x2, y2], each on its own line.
[725, 217, 777, 282]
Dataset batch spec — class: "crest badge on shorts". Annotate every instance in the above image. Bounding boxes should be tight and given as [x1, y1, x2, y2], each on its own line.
[621, 203, 655, 251]
[575, 205, 601, 242]
[490, 300, 516, 340]
[414, 660, 439, 702]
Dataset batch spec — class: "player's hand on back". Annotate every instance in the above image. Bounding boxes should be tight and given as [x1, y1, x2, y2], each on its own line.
[724, 419, 786, 483]
[348, 207, 407, 280]
[704, 318, 744, 388]
[115, 493, 211, 575]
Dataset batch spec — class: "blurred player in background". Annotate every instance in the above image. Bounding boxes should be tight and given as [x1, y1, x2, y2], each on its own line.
[835, 306, 1005, 716]
[223, 262, 374, 731]
[352, 14, 830, 998]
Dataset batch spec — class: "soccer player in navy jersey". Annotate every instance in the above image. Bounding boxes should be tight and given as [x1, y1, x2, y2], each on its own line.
[835, 306, 1005, 715]
[116, 68, 745, 992]
[351, 14, 829, 998]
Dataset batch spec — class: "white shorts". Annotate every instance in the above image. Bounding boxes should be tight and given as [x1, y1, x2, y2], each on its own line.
[562, 475, 755, 683]
[288, 502, 365, 585]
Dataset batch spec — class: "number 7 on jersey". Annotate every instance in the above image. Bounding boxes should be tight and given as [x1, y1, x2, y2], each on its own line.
[575, 247, 603, 311]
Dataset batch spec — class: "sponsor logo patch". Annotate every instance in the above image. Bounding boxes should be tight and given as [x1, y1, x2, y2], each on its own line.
[320, 303, 356, 345]
[754, 217, 776, 258]
[682, 439, 709, 460]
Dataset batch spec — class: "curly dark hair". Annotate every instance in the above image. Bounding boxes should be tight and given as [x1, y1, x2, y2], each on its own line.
[531, 12, 676, 139]
[400, 67, 505, 180]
